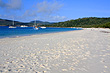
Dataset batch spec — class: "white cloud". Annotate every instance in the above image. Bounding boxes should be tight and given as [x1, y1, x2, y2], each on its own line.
[7, 0, 22, 10]
[0, 0, 7, 8]
[36, 1, 63, 15]
[48, 15, 67, 21]
[22, 10, 37, 17]
[34, 1, 65, 21]
[0, 0, 67, 22]
[17, 10, 38, 22]
[19, 0, 65, 22]
[0, 0, 22, 10]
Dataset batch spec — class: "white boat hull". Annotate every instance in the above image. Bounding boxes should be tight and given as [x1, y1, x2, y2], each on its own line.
[40, 27, 46, 29]
[9, 26, 16, 28]
[34, 28, 39, 30]
[20, 25, 28, 27]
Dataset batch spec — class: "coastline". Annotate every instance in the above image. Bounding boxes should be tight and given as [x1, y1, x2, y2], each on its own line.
[0, 29, 82, 39]
[0, 26, 82, 39]
[0, 28, 110, 73]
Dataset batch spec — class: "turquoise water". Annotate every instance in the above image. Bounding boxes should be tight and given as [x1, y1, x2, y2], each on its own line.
[0, 26, 82, 38]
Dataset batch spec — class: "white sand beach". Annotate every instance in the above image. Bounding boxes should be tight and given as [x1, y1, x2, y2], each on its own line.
[0, 28, 110, 73]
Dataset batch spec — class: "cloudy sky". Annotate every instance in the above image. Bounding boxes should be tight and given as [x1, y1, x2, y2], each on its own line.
[0, 0, 110, 22]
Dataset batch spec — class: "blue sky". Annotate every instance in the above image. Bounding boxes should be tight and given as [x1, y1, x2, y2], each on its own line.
[0, 0, 110, 22]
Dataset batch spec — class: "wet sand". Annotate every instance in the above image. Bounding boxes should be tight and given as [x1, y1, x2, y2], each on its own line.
[0, 28, 110, 73]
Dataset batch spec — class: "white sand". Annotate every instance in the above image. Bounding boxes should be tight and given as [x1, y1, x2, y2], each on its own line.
[0, 28, 110, 73]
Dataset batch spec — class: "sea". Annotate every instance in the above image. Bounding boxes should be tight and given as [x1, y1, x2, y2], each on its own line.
[0, 26, 82, 38]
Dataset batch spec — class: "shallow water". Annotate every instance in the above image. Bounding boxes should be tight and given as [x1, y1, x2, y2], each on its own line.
[0, 26, 82, 38]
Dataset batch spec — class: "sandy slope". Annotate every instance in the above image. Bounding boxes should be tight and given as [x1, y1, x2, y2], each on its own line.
[0, 28, 110, 73]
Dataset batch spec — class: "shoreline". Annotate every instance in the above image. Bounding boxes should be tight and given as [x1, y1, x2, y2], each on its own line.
[0, 28, 110, 73]
[1, 27, 110, 39]
[0, 27, 82, 39]
[0, 29, 82, 39]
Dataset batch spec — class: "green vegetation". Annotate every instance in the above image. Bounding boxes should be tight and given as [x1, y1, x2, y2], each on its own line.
[0, 18, 52, 26]
[44, 17, 110, 28]
[102, 22, 110, 28]
[0, 17, 110, 28]
[0, 18, 23, 26]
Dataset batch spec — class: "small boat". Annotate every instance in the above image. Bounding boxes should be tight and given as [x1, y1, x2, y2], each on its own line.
[40, 26, 46, 29]
[9, 26, 16, 28]
[34, 26, 39, 30]
[20, 25, 28, 27]
[33, 19, 39, 30]
[9, 18, 16, 28]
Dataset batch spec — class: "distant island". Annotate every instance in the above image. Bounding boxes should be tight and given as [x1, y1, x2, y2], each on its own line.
[0, 17, 110, 28]
[0, 18, 53, 27]
[44, 17, 110, 28]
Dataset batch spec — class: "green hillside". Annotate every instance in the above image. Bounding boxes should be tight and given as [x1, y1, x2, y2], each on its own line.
[30, 20, 52, 25]
[0, 18, 52, 26]
[0, 17, 110, 28]
[45, 17, 110, 28]
[0, 18, 23, 26]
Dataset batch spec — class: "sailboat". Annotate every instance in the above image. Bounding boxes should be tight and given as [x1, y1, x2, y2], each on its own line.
[20, 25, 28, 27]
[9, 18, 16, 28]
[33, 20, 39, 30]
[40, 26, 46, 29]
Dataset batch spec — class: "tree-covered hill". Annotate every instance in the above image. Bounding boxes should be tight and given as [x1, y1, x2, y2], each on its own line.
[0, 17, 110, 28]
[0, 18, 23, 26]
[0, 18, 53, 26]
[30, 20, 51, 25]
[44, 17, 110, 28]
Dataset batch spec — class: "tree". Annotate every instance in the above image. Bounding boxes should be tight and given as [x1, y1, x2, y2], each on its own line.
[103, 22, 110, 28]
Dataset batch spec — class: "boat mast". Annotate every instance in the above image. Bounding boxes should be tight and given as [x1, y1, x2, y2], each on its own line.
[13, 18, 14, 26]
[34, 19, 36, 26]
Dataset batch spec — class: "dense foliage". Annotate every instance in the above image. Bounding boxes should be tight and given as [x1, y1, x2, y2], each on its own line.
[0, 17, 110, 28]
[44, 17, 110, 28]
[102, 22, 110, 28]
[0, 18, 52, 26]
[0, 18, 23, 26]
